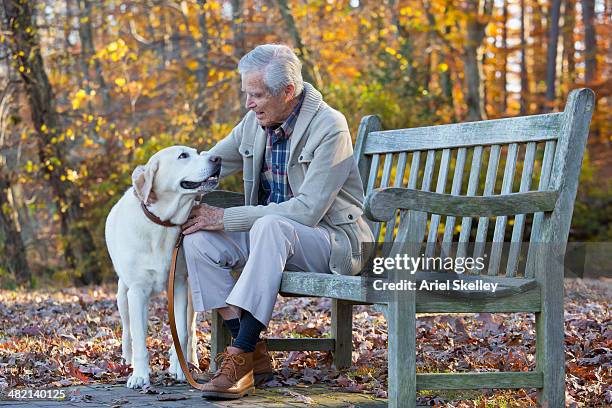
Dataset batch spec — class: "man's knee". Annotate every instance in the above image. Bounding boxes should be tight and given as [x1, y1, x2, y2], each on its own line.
[183, 231, 241, 269]
[183, 230, 222, 260]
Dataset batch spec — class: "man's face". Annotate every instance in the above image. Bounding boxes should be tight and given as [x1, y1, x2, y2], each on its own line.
[242, 72, 295, 127]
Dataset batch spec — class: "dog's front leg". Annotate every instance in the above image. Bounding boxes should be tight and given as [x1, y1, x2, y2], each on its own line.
[126, 284, 152, 389]
[169, 271, 189, 381]
[186, 288, 199, 368]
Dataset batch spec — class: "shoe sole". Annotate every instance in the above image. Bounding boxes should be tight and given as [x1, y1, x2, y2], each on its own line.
[254, 372, 273, 386]
[201, 386, 255, 400]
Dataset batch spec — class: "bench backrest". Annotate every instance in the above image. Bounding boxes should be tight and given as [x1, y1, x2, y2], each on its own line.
[355, 89, 595, 278]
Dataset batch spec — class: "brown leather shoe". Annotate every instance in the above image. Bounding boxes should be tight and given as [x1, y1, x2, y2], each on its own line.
[253, 339, 274, 385]
[201, 346, 255, 399]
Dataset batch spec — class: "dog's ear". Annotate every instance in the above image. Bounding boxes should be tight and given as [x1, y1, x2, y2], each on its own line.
[132, 158, 159, 205]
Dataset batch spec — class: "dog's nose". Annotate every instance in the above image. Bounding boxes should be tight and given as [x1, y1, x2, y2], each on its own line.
[209, 155, 221, 164]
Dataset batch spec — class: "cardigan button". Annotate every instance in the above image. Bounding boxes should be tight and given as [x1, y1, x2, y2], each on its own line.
[299, 155, 303, 160]
[348, 214, 353, 220]
[245, 150, 250, 155]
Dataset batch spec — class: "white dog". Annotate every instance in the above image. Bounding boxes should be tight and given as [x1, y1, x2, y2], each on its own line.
[105, 146, 221, 389]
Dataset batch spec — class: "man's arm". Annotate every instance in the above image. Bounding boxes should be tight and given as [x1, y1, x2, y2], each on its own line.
[223, 128, 354, 231]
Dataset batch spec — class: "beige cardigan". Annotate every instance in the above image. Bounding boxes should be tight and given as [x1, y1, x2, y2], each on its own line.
[210, 83, 374, 275]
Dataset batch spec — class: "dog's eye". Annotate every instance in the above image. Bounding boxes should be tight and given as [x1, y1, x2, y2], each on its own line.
[178, 152, 189, 159]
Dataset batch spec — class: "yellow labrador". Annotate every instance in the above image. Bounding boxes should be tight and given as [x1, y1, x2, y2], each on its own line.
[105, 146, 220, 389]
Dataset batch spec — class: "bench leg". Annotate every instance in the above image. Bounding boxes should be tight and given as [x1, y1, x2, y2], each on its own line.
[332, 299, 353, 369]
[535, 272, 565, 406]
[387, 286, 416, 407]
[210, 310, 232, 372]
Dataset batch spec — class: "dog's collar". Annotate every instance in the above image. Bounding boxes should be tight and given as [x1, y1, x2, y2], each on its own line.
[140, 202, 179, 227]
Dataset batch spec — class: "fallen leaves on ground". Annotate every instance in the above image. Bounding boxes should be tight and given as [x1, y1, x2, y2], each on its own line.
[0, 279, 609, 407]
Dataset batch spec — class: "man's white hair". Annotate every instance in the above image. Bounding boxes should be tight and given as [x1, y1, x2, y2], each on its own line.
[238, 44, 304, 97]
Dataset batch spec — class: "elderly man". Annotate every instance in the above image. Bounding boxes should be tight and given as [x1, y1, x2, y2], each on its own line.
[181, 44, 373, 399]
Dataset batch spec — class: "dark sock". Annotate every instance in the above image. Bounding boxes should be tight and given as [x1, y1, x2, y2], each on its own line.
[233, 311, 265, 353]
[223, 318, 240, 339]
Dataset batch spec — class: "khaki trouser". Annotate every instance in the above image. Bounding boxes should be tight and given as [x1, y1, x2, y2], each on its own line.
[183, 214, 332, 326]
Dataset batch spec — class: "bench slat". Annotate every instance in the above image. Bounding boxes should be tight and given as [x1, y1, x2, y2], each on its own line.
[410, 150, 436, 245]
[457, 146, 483, 262]
[408, 151, 421, 189]
[474, 145, 501, 271]
[266, 338, 335, 351]
[365, 189, 558, 220]
[375, 153, 394, 241]
[526, 140, 556, 278]
[426, 149, 451, 257]
[384, 152, 408, 243]
[366, 153, 381, 237]
[506, 142, 537, 276]
[366, 153, 381, 197]
[381, 153, 394, 187]
[443, 147, 468, 249]
[363, 113, 562, 154]
[489, 143, 519, 275]
[200, 190, 245, 208]
[355, 115, 383, 191]
[388, 152, 426, 258]
[416, 372, 543, 390]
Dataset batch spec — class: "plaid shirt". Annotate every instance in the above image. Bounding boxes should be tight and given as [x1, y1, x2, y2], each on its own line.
[259, 92, 305, 205]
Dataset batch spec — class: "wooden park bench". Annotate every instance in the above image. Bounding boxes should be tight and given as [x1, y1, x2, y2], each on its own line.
[203, 88, 594, 407]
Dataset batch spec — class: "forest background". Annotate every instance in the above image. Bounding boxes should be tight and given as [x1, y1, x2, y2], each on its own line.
[0, 0, 609, 288]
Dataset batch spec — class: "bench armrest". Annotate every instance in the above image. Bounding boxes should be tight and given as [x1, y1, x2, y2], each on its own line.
[199, 190, 245, 208]
[364, 188, 559, 221]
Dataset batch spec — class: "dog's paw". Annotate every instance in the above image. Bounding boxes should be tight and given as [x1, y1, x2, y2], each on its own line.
[126, 368, 150, 389]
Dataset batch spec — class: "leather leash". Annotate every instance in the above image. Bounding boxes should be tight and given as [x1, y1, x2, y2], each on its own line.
[167, 233, 208, 390]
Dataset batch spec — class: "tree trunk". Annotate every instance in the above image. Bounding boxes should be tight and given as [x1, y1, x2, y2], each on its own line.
[581, 0, 596, 83]
[0, 85, 31, 286]
[0, 176, 31, 286]
[275, 0, 321, 89]
[193, 3, 211, 129]
[231, 0, 246, 115]
[562, 0, 576, 86]
[532, 1, 547, 111]
[501, 0, 508, 113]
[391, 0, 415, 86]
[563, 0, 576, 86]
[545, 0, 562, 111]
[2, 0, 101, 285]
[441, 5, 454, 108]
[520, 0, 528, 114]
[462, 0, 494, 121]
[77, 0, 110, 114]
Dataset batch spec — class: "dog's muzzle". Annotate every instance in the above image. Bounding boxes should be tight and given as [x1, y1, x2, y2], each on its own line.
[180, 167, 221, 190]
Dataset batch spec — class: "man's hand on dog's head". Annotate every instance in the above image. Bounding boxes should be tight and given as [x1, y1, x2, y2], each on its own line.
[182, 203, 224, 234]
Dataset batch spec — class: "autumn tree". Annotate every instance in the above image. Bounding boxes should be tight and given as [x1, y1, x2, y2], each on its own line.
[545, 0, 562, 111]
[581, 0, 597, 83]
[462, 0, 494, 121]
[0, 84, 31, 286]
[2, 0, 101, 284]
